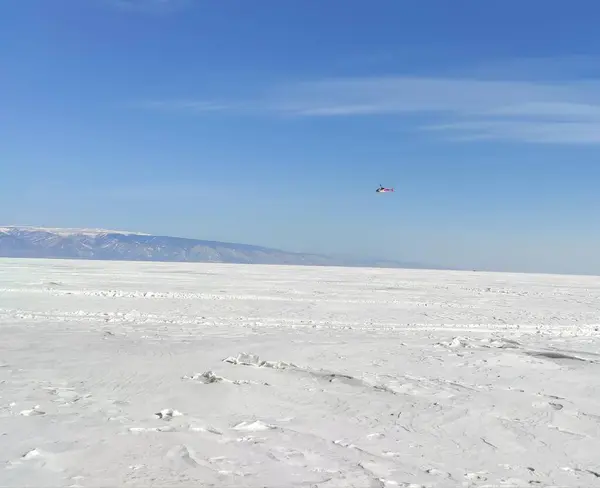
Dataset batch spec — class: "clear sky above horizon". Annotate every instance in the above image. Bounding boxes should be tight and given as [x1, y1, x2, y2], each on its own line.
[2, 0, 600, 275]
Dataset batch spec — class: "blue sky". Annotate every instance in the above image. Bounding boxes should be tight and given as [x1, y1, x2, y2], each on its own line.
[2, 0, 600, 274]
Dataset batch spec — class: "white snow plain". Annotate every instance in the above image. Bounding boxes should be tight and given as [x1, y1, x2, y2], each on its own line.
[1, 258, 600, 488]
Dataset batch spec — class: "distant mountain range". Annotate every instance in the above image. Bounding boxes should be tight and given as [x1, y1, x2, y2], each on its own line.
[0, 226, 437, 269]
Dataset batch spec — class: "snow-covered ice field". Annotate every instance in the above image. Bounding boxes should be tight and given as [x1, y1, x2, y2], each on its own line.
[1, 257, 600, 487]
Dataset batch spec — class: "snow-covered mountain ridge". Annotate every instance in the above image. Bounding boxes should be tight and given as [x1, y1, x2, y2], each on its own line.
[0, 226, 430, 268]
[0, 226, 151, 238]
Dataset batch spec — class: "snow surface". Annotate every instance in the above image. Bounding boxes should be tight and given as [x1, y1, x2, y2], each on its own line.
[1, 257, 600, 487]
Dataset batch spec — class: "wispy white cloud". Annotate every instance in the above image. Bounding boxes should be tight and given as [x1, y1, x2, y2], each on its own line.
[424, 120, 600, 144]
[134, 100, 240, 113]
[274, 76, 600, 144]
[139, 70, 600, 144]
[271, 77, 600, 114]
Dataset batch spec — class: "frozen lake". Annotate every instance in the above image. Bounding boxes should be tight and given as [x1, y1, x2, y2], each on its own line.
[1, 258, 599, 487]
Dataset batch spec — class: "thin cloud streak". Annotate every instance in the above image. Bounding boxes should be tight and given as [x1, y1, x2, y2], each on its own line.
[271, 76, 600, 144]
[141, 75, 600, 144]
[487, 101, 600, 119]
[135, 100, 240, 113]
[270, 77, 600, 117]
[424, 120, 600, 144]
